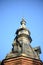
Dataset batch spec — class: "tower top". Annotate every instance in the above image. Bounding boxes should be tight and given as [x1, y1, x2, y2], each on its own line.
[20, 18, 26, 25]
[5, 19, 41, 60]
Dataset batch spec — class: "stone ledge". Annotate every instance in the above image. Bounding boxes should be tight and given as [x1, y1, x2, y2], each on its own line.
[1, 56, 43, 65]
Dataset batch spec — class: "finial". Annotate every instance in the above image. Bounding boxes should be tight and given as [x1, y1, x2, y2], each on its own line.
[20, 18, 26, 25]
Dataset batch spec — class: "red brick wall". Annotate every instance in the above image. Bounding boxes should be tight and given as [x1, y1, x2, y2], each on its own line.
[2, 56, 43, 65]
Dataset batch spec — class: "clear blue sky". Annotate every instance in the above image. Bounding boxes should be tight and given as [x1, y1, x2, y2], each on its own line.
[0, 0, 43, 61]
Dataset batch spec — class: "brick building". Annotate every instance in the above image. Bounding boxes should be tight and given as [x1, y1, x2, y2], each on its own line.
[1, 19, 43, 65]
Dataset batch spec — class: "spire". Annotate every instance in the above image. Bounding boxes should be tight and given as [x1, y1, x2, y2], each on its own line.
[20, 18, 26, 25]
[20, 18, 26, 28]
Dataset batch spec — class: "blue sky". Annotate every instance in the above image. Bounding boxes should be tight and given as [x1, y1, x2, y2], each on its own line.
[0, 0, 43, 61]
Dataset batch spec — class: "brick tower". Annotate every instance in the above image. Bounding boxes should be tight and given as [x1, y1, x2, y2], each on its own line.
[1, 19, 43, 65]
